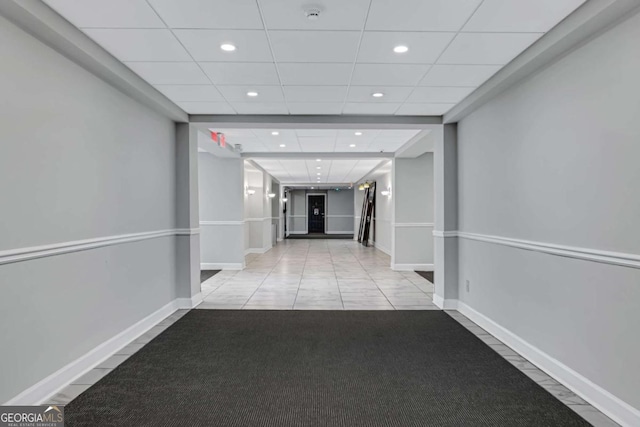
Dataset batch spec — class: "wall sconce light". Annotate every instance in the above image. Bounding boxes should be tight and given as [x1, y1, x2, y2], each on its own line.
[245, 186, 255, 196]
[363, 182, 371, 189]
[282, 197, 288, 202]
[268, 193, 276, 198]
[358, 184, 365, 191]
[381, 187, 392, 197]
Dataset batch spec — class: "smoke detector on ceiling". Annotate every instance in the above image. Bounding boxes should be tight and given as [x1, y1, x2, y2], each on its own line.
[305, 8, 321, 20]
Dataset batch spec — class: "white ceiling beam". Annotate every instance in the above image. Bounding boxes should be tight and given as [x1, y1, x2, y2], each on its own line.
[190, 115, 441, 129]
[241, 152, 393, 159]
[444, 0, 640, 124]
[0, 0, 188, 123]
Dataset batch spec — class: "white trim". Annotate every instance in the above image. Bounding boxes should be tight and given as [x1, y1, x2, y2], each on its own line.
[289, 215, 306, 218]
[432, 295, 458, 310]
[287, 231, 307, 235]
[244, 247, 270, 255]
[394, 222, 435, 228]
[326, 214, 354, 218]
[392, 263, 434, 272]
[456, 301, 640, 427]
[200, 221, 244, 226]
[432, 230, 458, 238]
[244, 217, 268, 222]
[277, 238, 283, 242]
[4, 296, 200, 405]
[201, 262, 244, 270]
[432, 294, 444, 308]
[456, 231, 640, 270]
[325, 231, 355, 235]
[0, 229, 197, 266]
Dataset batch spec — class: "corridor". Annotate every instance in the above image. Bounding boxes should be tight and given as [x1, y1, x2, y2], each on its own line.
[199, 240, 436, 310]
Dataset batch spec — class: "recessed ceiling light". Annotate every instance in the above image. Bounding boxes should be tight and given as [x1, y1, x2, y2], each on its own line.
[316, 166, 321, 169]
[372, 92, 384, 98]
[271, 131, 279, 136]
[247, 91, 258, 97]
[279, 144, 286, 148]
[393, 45, 409, 53]
[317, 172, 321, 175]
[220, 43, 236, 52]
[354, 131, 362, 136]
[349, 144, 356, 147]
[311, 187, 314, 189]
[316, 159, 321, 162]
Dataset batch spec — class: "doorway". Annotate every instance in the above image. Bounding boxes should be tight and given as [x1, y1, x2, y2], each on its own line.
[307, 194, 325, 233]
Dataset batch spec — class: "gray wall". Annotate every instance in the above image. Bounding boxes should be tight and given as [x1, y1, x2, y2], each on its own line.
[288, 190, 308, 234]
[394, 153, 434, 268]
[327, 189, 354, 234]
[456, 11, 640, 411]
[0, 15, 178, 403]
[198, 153, 244, 267]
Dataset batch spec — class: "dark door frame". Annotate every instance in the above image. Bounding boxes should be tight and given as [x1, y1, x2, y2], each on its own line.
[306, 193, 326, 234]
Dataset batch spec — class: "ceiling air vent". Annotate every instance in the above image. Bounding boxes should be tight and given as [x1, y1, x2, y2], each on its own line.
[305, 8, 321, 20]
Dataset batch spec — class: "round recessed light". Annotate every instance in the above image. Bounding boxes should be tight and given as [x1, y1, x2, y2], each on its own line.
[271, 131, 279, 136]
[349, 144, 356, 148]
[316, 166, 321, 169]
[279, 144, 286, 148]
[246, 91, 258, 97]
[317, 172, 321, 175]
[354, 131, 362, 136]
[393, 45, 409, 53]
[316, 158, 321, 162]
[220, 43, 236, 52]
[372, 92, 384, 98]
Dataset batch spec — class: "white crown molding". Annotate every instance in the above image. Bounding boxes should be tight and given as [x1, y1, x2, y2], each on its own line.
[456, 301, 640, 427]
[4, 295, 201, 405]
[444, 0, 640, 123]
[0, 229, 197, 266]
[394, 222, 435, 228]
[200, 221, 244, 226]
[0, 0, 187, 123]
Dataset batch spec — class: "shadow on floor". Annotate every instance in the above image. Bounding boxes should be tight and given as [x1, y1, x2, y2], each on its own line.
[415, 271, 434, 283]
[200, 270, 220, 283]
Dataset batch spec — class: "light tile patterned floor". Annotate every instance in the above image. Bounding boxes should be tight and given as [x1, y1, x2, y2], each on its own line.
[198, 239, 437, 310]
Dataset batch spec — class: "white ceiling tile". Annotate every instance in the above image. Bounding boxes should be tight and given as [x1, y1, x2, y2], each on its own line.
[283, 86, 348, 103]
[357, 32, 455, 64]
[366, 0, 482, 31]
[376, 129, 421, 139]
[125, 62, 210, 84]
[83, 29, 191, 61]
[350, 64, 429, 86]
[347, 86, 413, 103]
[278, 63, 354, 86]
[395, 103, 455, 115]
[366, 139, 407, 153]
[269, 31, 360, 63]
[438, 33, 542, 65]
[296, 130, 337, 137]
[44, 0, 165, 28]
[463, 0, 586, 33]
[147, 0, 263, 29]
[407, 86, 474, 103]
[287, 103, 345, 115]
[217, 85, 284, 102]
[343, 103, 402, 115]
[200, 62, 280, 85]
[252, 129, 297, 140]
[299, 137, 336, 152]
[173, 30, 273, 62]
[260, 0, 370, 30]
[176, 102, 236, 114]
[419, 64, 501, 87]
[155, 85, 224, 102]
[230, 103, 289, 114]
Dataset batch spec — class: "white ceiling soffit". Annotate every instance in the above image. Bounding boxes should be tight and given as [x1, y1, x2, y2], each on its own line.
[252, 158, 387, 184]
[206, 128, 427, 154]
[43, 0, 587, 117]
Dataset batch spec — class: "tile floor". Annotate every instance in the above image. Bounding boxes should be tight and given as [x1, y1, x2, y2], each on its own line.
[198, 239, 437, 310]
[44, 239, 620, 426]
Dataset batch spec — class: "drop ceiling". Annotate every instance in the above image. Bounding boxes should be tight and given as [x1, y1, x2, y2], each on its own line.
[44, 0, 586, 116]
[252, 158, 386, 184]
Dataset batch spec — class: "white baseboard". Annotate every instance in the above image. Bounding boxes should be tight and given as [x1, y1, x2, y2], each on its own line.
[456, 301, 640, 427]
[432, 294, 458, 309]
[392, 263, 434, 272]
[325, 231, 354, 235]
[287, 231, 307, 235]
[201, 262, 243, 270]
[244, 247, 269, 255]
[5, 298, 190, 405]
[176, 292, 202, 309]
[277, 238, 283, 242]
